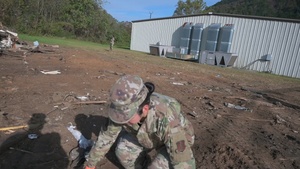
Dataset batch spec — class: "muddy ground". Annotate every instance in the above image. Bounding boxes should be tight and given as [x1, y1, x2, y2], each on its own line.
[0, 45, 299, 169]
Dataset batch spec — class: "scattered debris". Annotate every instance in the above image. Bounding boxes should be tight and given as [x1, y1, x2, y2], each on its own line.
[206, 101, 215, 109]
[188, 111, 198, 118]
[46, 107, 58, 115]
[60, 107, 69, 111]
[104, 70, 125, 76]
[33, 41, 39, 47]
[28, 134, 38, 140]
[1, 27, 59, 58]
[216, 114, 222, 118]
[4, 130, 15, 135]
[224, 102, 235, 108]
[234, 105, 248, 110]
[29, 44, 58, 53]
[275, 115, 286, 124]
[73, 100, 107, 105]
[75, 96, 89, 101]
[40, 70, 61, 75]
[1, 49, 27, 57]
[224, 102, 248, 110]
[0, 29, 18, 49]
[172, 82, 184, 85]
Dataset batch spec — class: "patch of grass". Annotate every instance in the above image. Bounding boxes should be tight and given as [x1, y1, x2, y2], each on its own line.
[19, 34, 108, 50]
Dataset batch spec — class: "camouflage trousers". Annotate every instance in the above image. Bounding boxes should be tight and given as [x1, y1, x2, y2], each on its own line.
[115, 133, 195, 169]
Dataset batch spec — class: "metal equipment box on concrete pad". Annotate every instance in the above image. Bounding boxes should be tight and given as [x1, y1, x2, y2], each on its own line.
[199, 50, 217, 65]
[199, 51, 238, 67]
[149, 44, 174, 57]
[215, 52, 238, 67]
[166, 51, 198, 61]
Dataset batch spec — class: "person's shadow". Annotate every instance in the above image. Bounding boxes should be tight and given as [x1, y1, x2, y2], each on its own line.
[0, 113, 69, 169]
[72, 114, 124, 168]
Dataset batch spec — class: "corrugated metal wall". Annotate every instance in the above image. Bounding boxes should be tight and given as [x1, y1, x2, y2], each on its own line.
[131, 14, 300, 78]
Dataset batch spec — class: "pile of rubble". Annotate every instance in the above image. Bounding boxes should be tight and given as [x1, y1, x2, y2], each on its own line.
[0, 22, 59, 57]
[0, 29, 19, 49]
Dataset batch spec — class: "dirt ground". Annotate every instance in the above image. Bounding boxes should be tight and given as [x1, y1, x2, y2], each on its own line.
[0, 45, 299, 169]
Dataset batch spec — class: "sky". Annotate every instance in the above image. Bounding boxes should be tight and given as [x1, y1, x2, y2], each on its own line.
[103, 0, 221, 22]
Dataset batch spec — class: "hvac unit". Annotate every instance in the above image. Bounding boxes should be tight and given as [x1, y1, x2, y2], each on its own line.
[179, 22, 193, 54]
[205, 23, 221, 52]
[217, 24, 235, 52]
[189, 23, 204, 59]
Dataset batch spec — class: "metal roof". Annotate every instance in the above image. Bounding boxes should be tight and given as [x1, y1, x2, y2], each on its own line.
[132, 12, 300, 24]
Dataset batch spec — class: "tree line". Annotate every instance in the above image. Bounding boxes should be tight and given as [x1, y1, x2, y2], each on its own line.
[0, 0, 131, 48]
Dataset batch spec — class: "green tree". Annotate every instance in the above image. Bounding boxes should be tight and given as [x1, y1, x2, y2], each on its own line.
[0, 0, 131, 48]
[173, 0, 207, 16]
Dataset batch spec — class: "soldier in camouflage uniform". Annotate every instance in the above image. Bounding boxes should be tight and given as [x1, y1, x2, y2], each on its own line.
[85, 75, 195, 169]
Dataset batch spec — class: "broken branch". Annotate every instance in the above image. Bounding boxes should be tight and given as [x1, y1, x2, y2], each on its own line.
[73, 100, 107, 105]
[0, 125, 28, 131]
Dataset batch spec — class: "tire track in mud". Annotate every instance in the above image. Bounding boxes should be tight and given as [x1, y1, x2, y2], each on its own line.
[243, 88, 300, 110]
[176, 96, 260, 167]
[184, 96, 299, 169]
[198, 113, 264, 168]
[176, 89, 277, 169]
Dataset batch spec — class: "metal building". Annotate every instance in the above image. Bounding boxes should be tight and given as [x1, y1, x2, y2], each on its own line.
[130, 13, 300, 78]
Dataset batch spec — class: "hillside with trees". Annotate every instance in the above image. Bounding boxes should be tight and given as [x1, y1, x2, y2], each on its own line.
[0, 0, 131, 47]
[205, 0, 300, 19]
[173, 0, 300, 19]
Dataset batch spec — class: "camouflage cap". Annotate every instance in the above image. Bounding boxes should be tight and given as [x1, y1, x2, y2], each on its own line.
[108, 75, 149, 124]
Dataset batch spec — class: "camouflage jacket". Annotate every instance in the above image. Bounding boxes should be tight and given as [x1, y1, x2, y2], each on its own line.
[85, 92, 195, 168]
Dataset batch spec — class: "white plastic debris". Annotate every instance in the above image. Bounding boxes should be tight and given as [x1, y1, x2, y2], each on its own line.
[224, 102, 248, 110]
[275, 115, 286, 124]
[28, 134, 38, 139]
[76, 96, 89, 101]
[40, 70, 61, 75]
[234, 105, 248, 110]
[67, 124, 94, 149]
[188, 111, 198, 118]
[1, 34, 12, 48]
[33, 41, 39, 47]
[172, 82, 184, 85]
